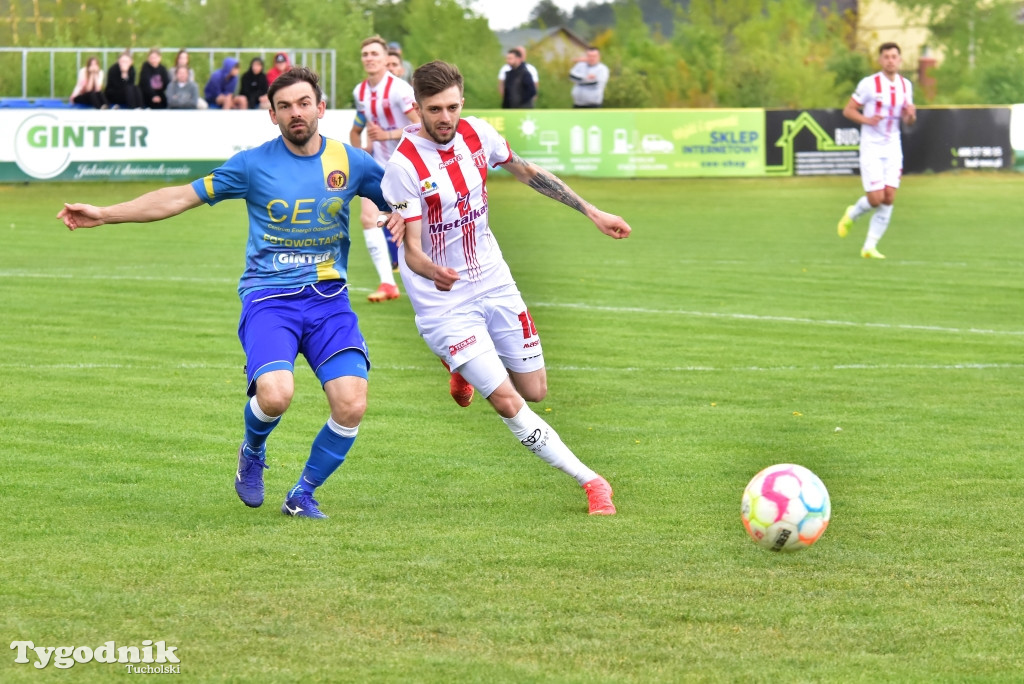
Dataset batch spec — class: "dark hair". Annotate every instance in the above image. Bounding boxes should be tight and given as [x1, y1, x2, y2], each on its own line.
[879, 42, 901, 54]
[508, 48, 523, 59]
[267, 66, 322, 107]
[411, 60, 463, 102]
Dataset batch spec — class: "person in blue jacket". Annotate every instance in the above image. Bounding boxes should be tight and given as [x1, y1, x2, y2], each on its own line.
[204, 56, 248, 109]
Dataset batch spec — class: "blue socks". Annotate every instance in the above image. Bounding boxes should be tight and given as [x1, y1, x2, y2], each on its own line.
[289, 418, 358, 498]
[244, 396, 358, 499]
[243, 396, 280, 454]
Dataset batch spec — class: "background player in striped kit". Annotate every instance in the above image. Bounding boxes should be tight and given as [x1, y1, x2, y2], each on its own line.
[58, 68, 400, 520]
[350, 35, 420, 302]
[837, 42, 916, 259]
[381, 61, 632, 516]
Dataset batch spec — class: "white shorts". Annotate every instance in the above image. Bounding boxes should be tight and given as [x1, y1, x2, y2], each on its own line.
[859, 147, 903, 192]
[415, 284, 544, 397]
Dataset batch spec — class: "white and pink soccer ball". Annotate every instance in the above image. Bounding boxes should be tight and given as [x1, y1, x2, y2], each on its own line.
[741, 463, 831, 552]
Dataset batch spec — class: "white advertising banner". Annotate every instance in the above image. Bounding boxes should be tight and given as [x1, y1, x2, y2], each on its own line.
[0, 108, 359, 182]
[1012, 104, 1024, 171]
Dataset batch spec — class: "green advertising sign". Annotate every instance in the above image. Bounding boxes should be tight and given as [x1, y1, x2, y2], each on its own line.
[468, 109, 765, 177]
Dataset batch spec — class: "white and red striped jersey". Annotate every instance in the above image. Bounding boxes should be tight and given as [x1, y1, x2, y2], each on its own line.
[352, 72, 417, 164]
[851, 72, 914, 149]
[381, 116, 515, 317]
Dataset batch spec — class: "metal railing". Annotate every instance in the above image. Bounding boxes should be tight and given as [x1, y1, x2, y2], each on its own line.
[0, 46, 338, 106]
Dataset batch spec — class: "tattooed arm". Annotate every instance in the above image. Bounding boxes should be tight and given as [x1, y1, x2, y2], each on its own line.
[499, 152, 632, 239]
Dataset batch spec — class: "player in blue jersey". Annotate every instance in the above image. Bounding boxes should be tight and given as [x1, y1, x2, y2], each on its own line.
[57, 67, 400, 520]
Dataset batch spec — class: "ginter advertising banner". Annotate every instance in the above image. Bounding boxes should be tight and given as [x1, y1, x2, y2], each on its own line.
[0, 108, 360, 182]
[468, 109, 765, 177]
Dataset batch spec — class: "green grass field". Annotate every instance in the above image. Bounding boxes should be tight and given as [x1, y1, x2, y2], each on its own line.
[2, 172, 1022, 682]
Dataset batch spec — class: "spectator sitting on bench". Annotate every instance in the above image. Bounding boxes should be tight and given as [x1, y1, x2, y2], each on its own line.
[71, 56, 107, 109]
[139, 48, 171, 109]
[167, 65, 200, 109]
[104, 50, 143, 109]
[204, 56, 247, 109]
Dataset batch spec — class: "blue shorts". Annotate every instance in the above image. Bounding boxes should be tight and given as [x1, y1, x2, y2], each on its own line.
[238, 281, 369, 396]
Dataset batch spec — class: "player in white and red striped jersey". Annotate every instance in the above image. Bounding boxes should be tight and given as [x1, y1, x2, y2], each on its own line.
[381, 61, 632, 516]
[349, 35, 420, 302]
[836, 42, 917, 259]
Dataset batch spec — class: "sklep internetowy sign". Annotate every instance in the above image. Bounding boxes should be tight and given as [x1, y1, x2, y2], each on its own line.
[475, 108, 765, 178]
[0, 109, 358, 182]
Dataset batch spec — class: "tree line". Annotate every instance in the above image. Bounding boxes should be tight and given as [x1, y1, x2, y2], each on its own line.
[2, 0, 1021, 107]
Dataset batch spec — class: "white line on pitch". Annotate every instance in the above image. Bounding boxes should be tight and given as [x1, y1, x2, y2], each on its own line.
[1, 271, 1019, 336]
[3, 362, 1021, 374]
[533, 302, 1024, 337]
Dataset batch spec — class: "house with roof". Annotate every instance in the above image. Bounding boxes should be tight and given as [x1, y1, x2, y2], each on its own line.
[495, 27, 590, 63]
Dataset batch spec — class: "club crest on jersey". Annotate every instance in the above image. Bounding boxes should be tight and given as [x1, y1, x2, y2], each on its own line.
[420, 179, 439, 195]
[326, 170, 348, 190]
[471, 149, 486, 169]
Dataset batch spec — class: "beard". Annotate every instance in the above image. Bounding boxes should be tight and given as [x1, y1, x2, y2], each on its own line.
[281, 117, 317, 147]
[423, 118, 457, 145]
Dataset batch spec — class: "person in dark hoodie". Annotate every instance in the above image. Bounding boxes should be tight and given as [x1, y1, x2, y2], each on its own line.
[139, 48, 170, 109]
[500, 48, 536, 109]
[239, 57, 270, 110]
[204, 56, 247, 109]
[104, 50, 144, 109]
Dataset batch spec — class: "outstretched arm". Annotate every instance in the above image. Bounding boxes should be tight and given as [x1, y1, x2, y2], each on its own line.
[403, 218, 459, 291]
[57, 184, 203, 230]
[499, 152, 631, 239]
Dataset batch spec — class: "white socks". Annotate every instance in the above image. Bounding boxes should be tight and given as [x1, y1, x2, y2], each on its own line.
[249, 395, 278, 422]
[363, 227, 396, 286]
[849, 196, 873, 220]
[326, 416, 359, 438]
[501, 404, 598, 485]
[864, 203, 893, 250]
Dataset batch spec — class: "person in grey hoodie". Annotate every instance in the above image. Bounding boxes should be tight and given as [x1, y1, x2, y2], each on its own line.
[167, 65, 200, 109]
[204, 56, 247, 109]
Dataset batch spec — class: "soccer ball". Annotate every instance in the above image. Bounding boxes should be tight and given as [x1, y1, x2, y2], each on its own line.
[741, 463, 831, 552]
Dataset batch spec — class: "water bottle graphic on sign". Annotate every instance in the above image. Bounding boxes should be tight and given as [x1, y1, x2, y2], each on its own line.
[570, 126, 585, 155]
[587, 126, 602, 155]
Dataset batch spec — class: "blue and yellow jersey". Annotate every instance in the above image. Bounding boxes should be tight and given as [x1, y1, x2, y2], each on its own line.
[191, 136, 388, 299]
